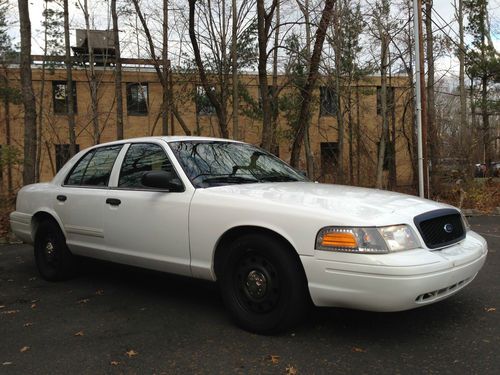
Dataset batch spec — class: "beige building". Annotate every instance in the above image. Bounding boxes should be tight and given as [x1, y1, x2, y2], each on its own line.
[0, 64, 414, 193]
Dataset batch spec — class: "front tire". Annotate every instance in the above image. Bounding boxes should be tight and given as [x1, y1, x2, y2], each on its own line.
[219, 233, 309, 334]
[34, 220, 76, 281]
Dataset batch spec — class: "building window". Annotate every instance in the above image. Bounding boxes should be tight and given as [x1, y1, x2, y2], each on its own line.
[52, 81, 77, 115]
[320, 142, 338, 175]
[55, 144, 80, 172]
[195, 85, 216, 116]
[376, 86, 395, 115]
[127, 83, 149, 115]
[320, 86, 337, 117]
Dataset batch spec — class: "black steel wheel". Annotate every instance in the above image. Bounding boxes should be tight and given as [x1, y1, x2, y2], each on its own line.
[34, 220, 76, 281]
[219, 233, 310, 334]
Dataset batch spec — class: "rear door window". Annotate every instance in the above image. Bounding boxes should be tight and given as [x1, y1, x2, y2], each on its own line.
[65, 145, 123, 187]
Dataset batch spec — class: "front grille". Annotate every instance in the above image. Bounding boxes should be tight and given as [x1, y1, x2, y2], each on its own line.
[413, 209, 465, 249]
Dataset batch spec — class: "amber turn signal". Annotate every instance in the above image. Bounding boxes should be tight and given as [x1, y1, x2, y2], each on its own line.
[321, 232, 357, 248]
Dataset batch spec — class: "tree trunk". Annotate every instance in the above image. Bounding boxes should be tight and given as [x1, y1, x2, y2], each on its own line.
[162, 0, 169, 135]
[111, 0, 124, 140]
[2, 71, 13, 193]
[188, 0, 228, 138]
[297, 0, 314, 178]
[18, 0, 37, 185]
[256, 0, 277, 150]
[231, 0, 239, 139]
[425, 0, 437, 191]
[83, 0, 100, 144]
[290, 0, 336, 167]
[271, 1, 280, 155]
[63, 0, 76, 157]
[457, 0, 467, 157]
[376, 32, 388, 189]
[333, 1, 344, 184]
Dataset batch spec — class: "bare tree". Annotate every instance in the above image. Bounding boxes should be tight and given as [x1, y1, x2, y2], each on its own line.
[290, 0, 336, 168]
[188, 0, 228, 138]
[111, 0, 124, 139]
[63, 0, 77, 157]
[131, 0, 191, 135]
[18, 0, 37, 185]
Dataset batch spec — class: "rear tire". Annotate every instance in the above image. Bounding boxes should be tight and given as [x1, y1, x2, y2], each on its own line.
[218, 233, 309, 334]
[34, 220, 76, 281]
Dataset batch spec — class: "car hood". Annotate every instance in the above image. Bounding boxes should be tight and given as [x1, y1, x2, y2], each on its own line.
[201, 182, 455, 226]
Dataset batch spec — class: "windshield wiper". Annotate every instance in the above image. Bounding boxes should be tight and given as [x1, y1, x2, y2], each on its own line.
[258, 175, 299, 182]
[202, 176, 260, 185]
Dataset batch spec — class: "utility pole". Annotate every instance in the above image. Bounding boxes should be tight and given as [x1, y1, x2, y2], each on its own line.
[413, 0, 428, 198]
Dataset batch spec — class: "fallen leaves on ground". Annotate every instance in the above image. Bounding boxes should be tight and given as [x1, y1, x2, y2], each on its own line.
[266, 354, 280, 364]
[74, 331, 84, 337]
[23, 322, 33, 327]
[29, 277, 37, 281]
[2, 362, 13, 366]
[0, 305, 5, 309]
[125, 350, 138, 358]
[95, 289, 104, 295]
[77, 298, 90, 304]
[285, 365, 298, 374]
[352, 347, 366, 353]
[1, 310, 19, 315]
[484, 307, 496, 312]
[110, 361, 120, 366]
[19, 346, 30, 353]
[30, 303, 37, 309]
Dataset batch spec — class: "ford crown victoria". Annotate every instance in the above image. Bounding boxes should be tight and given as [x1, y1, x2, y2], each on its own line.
[10, 137, 488, 333]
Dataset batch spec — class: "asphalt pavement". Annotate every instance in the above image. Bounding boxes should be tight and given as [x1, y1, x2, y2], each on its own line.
[0, 216, 499, 374]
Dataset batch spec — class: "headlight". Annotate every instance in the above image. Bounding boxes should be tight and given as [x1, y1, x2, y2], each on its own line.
[315, 225, 421, 254]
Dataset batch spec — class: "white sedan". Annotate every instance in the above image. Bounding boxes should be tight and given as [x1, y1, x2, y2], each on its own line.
[10, 137, 488, 333]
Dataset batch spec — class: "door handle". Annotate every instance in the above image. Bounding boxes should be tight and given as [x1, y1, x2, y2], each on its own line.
[106, 198, 121, 206]
[56, 195, 67, 202]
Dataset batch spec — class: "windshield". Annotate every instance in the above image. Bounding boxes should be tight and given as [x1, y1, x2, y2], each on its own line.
[169, 141, 308, 188]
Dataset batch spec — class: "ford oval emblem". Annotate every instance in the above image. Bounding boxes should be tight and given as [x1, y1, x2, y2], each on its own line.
[444, 223, 454, 233]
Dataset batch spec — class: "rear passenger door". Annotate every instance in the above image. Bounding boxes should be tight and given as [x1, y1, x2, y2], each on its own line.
[54, 144, 123, 255]
[102, 142, 193, 276]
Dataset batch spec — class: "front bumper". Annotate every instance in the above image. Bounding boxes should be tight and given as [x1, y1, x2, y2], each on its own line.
[301, 231, 488, 311]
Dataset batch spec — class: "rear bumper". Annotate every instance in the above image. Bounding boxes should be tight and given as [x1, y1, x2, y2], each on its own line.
[301, 231, 488, 311]
[10, 211, 33, 244]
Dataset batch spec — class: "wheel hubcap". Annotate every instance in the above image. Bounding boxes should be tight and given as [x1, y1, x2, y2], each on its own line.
[245, 270, 267, 299]
[234, 251, 280, 314]
[45, 241, 55, 256]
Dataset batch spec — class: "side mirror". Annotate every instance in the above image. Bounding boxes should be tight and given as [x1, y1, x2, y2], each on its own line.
[141, 171, 184, 192]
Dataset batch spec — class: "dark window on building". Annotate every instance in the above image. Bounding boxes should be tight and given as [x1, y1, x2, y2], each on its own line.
[377, 141, 394, 171]
[320, 142, 338, 175]
[127, 83, 149, 115]
[52, 81, 77, 114]
[118, 143, 179, 189]
[195, 85, 216, 115]
[55, 144, 80, 172]
[320, 86, 337, 116]
[65, 145, 122, 186]
[376, 86, 395, 115]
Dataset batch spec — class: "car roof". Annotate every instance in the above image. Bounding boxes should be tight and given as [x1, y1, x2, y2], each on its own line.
[88, 136, 243, 148]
